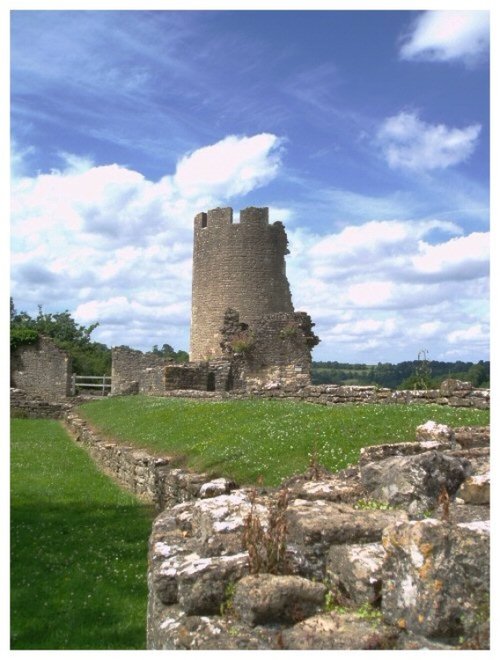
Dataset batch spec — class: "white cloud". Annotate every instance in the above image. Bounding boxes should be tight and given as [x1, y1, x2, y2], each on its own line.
[10, 133, 283, 350]
[346, 281, 394, 307]
[11, 132, 489, 363]
[377, 112, 481, 171]
[412, 232, 489, 279]
[447, 324, 489, 345]
[287, 218, 489, 362]
[174, 134, 283, 199]
[310, 218, 461, 261]
[400, 11, 489, 64]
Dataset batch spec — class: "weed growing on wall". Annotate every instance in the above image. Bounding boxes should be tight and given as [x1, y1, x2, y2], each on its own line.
[242, 488, 289, 574]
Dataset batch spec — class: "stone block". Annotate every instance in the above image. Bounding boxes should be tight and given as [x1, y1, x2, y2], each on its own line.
[286, 500, 407, 578]
[381, 519, 490, 641]
[326, 542, 385, 606]
[281, 611, 398, 650]
[360, 450, 471, 515]
[457, 472, 489, 505]
[415, 420, 455, 443]
[233, 574, 326, 626]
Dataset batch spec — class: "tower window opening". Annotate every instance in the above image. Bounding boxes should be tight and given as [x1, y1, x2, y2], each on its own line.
[201, 217, 208, 228]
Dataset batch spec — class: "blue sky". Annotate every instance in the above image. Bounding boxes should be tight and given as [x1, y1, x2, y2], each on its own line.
[10, 7, 490, 363]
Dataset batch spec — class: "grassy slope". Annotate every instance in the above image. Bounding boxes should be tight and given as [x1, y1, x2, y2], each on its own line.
[78, 396, 490, 487]
[10, 418, 154, 650]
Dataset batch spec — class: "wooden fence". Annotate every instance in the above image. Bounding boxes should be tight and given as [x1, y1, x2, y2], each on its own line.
[71, 374, 112, 396]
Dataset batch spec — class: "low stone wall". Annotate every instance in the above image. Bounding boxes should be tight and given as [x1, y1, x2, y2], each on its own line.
[248, 378, 489, 408]
[63, 412, 236, 510]
[147, 421, 490, 650]
[159, 379, 489, 409]
[10, 388, 73, 419]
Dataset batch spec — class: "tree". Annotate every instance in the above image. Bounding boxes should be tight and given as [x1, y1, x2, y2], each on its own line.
[150, 343, 189, 363]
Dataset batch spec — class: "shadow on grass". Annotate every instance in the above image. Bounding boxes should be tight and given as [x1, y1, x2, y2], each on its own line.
[11, 500, 154, 650]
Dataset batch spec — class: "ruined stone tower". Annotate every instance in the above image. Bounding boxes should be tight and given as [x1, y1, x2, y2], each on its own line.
[190, 207, 295, 360]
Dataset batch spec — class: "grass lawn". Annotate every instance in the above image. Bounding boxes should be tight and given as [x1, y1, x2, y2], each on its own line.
[10, 418, 155, 650]
[78, 396, 490, 487]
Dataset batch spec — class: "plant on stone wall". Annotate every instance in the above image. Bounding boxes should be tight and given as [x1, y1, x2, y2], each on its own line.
[279, 323, 299, 340]
[438, 484, 451, 522]
[242, 487, 289, 574]
[10, 327, 39, 351]
[230, 331, 255, 355]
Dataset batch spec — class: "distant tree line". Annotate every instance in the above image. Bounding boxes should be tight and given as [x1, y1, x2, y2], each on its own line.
[311, 359, 490, 389]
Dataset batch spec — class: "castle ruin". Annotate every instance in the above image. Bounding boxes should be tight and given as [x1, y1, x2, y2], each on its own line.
[111, 206, 319, 394]
[189, 205, 319, 388]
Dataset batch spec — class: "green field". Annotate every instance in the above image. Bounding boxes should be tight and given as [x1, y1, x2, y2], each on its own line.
[10, 418, 154, 650]
[78, 396, 490, 486]
[11, 399, 489, 649]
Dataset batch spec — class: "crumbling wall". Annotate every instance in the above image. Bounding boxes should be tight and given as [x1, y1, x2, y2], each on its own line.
[190, 207, 295, 361]
[111, 347, 167, 395]
[219, 308, 319, 389]
[111, 347, 220, 394]
[61, 404, 489, 649]
[63, 411, 236, 510]
[246, 379, 490, 409]
[10, 335, 72, 399]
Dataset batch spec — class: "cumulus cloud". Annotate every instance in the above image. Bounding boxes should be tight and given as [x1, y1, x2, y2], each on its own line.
[287, 218, 489, 362]
[412, 232, 489, 280]
[399, 11, 489, 64]
[447, 324, 489, 345]
[10, 133, 284, 349]
[376, 112, 481, 171]
[174, 134, 283, 199]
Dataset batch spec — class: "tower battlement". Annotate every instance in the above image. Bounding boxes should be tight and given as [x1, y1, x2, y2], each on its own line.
[194, 206, 284, 231]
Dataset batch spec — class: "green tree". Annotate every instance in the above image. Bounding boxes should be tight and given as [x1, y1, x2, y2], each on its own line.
[150, 343, 189, 363]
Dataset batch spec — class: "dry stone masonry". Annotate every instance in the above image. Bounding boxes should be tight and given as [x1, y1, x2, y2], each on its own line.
[10, 387, 73, 419]
[146, 420, 490, 650]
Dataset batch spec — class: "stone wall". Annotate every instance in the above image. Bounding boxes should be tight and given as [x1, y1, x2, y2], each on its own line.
[190, 207, 295, 361]
[63, 411, 236, 511]
[160, 379, 489, 409]
[10, 387, 73, 419]
[219, 308, 319, 390]
[147, 421, 490, 650]
[59, 403, 489, 649]
[111, 339, 488, 409]
[165, 363, 210, 391]
[247, 379, 490, 409]
[111, 347, 168, 395]
[10, 336, 72, 399]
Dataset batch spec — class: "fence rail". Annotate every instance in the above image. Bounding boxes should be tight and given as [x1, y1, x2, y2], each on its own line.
[71, 374, 112, 396]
